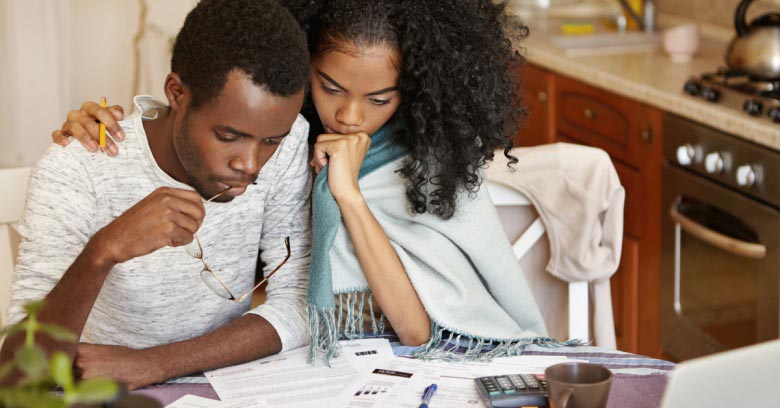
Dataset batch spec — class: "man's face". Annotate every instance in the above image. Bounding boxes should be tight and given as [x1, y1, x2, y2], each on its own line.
[174, 70, 305, 202]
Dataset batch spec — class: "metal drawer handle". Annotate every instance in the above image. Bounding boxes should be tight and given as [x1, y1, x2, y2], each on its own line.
[669, 205, 766, 259]
[538, 91, 548, 102]
[583, 108, 596, 119]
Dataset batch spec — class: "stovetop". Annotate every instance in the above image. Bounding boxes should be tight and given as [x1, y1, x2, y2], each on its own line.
[683, 68, 780, 125]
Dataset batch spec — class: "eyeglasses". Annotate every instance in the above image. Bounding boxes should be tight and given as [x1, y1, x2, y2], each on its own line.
[184, 188, 291, 303]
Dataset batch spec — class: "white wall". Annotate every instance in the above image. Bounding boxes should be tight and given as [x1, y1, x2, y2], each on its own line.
[0, 0, 195, 168]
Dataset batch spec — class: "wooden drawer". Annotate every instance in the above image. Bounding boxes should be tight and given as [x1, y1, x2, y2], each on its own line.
[555, 75, 642, 167]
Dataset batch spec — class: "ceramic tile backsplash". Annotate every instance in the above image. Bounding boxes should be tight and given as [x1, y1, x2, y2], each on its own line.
[656, 0, 778, 28]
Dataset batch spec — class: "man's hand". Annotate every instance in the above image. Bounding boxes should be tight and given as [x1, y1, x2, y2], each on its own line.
[75, 343, 166, 391]
[90, 187, 206, 266]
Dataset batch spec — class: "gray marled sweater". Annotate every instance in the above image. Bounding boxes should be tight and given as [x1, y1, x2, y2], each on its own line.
[7, 96, 312, 351]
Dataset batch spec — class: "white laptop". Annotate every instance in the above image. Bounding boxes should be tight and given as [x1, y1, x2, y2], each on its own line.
[659, 340, 780, 407]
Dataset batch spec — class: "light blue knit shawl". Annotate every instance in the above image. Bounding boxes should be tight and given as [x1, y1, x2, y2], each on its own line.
[307, 121, 578, 365]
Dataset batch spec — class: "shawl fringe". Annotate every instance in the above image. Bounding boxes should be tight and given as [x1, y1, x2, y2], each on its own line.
[308, 289, 585, 365]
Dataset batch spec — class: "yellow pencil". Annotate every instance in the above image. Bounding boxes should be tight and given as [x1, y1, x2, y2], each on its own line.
[99, 96, 107, 152]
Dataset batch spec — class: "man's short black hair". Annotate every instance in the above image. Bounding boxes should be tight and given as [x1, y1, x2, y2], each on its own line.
[171, 0, 309, 109]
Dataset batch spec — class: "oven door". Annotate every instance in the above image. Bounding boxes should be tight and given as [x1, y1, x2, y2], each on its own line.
[661, 164, 780, 361]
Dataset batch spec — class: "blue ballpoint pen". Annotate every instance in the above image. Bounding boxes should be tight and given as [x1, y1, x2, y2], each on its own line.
[419, 383, 438, 408]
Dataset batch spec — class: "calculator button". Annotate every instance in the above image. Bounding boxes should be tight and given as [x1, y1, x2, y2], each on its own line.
[507, 375, 527, 390]
[488, 390, 501, 397]
[521, 375, 540, 388]
[496, 377, 515, 391]
[503, 389, 517, 395]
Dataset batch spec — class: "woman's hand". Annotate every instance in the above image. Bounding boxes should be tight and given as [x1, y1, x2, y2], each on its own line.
[312, 132, 371, 202]
[52, 101, 126, 156]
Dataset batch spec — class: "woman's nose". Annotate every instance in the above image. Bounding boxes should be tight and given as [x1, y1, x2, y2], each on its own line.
[335, 100, 363, 129]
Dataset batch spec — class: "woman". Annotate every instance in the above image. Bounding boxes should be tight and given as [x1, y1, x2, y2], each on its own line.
[52, 0, 570, 363]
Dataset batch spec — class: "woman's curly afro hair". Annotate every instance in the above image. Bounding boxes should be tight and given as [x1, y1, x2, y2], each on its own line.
[284, 0, 528, 219]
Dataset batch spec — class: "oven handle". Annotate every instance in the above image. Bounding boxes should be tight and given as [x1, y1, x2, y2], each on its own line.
[669, 205, 767, 259]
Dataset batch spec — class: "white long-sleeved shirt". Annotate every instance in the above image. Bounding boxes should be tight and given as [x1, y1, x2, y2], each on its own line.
[7, 96, 312, 351]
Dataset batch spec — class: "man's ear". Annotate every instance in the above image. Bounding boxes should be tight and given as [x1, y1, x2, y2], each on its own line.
[164, 73, 187, 112]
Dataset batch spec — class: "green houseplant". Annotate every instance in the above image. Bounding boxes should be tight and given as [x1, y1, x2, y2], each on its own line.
[0, 301, 120, 407]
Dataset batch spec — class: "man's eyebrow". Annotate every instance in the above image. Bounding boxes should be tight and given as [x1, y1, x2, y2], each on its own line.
[317, 70, 346, 91]
[216, 125, 290, 140]
[216, 125, 253, 138]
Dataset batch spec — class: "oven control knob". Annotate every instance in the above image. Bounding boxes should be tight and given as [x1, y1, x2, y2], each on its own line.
[743, 99, 764, 116]
[683, 80, 701, 96]
[736, 165, 756, 187]
[676, 144, 695, 166]
[705, 152, 724, 174]
[768, 107, 780, 123]
[701, 87, 720, 102]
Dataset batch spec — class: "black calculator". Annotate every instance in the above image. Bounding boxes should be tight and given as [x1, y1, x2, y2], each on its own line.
[474, 373, 549, 407]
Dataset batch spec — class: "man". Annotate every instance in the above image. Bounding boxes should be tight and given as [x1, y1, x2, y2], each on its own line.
[1, 0, 312, 389]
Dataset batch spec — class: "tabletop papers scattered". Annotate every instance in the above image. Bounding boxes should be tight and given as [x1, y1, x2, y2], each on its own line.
[204, 339, 581, 407]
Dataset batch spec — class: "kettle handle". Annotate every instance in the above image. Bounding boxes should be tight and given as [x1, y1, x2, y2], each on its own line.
[735, 0, 755, 36]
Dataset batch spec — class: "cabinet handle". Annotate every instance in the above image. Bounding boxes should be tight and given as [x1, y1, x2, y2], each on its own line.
[583, 108, 596, 119]
[538, 91, 548, 102]
[641, 128, 653, 144]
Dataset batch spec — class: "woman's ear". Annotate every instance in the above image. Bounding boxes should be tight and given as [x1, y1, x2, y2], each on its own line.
[164, 73, 187, 112]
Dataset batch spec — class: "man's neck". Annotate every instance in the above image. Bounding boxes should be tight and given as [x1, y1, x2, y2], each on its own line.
[143, 110, 188, 184]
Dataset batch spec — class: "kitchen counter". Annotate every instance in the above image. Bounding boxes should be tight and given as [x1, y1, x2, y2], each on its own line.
[519, 18, 780, 150]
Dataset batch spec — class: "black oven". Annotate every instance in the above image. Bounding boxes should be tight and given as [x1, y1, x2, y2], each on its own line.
[661, 114, 780, 361]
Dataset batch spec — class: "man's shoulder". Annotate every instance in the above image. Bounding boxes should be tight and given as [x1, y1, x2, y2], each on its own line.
[288, 114, 310, 146]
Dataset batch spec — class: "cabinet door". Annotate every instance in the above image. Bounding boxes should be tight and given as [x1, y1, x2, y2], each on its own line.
[514, 64, 554, 147]
[612, 236, 640, 352]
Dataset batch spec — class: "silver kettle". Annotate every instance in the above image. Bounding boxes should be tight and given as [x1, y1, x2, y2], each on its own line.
[725, 0, 780, 80]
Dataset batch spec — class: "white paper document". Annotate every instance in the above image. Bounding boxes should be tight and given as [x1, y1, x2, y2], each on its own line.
[328, 355, 582, 407]
[204, 338, 393, 406]
[165, 394, 269, 408]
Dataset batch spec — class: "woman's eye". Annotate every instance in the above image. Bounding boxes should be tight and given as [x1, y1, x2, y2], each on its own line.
[321, 84, 341, 95]
[369, 98, 391, 106]
[263, 138, 282, 146]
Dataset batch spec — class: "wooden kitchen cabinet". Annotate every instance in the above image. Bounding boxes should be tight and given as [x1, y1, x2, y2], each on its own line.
[513, 64, 555, 147]
[515, 66, 663, 357]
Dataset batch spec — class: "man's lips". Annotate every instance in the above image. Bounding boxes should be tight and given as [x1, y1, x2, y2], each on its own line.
[220, 182, 253, 197]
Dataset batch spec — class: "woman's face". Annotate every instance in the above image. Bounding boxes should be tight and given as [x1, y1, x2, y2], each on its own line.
[310, 43, 401, 137]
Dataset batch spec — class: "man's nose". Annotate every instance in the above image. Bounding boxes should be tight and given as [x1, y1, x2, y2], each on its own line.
[230, 144, 260, 177]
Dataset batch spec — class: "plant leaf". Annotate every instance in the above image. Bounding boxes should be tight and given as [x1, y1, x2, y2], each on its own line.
[0, 360, 15, 382]
[49, 351, 73, 391]
[0, 387, 66, 408]
[22, 300, 45, 316]
[38, 323, 77, 343]
[72, 377, 119, 404]
[14, 345, 47, 378]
